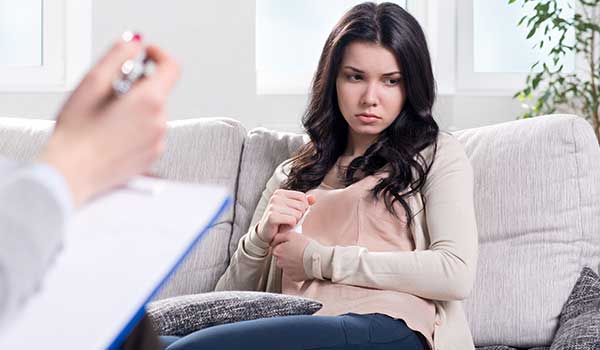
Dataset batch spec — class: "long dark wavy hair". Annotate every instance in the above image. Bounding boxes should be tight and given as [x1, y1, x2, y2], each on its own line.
[281, 2, 439, 225]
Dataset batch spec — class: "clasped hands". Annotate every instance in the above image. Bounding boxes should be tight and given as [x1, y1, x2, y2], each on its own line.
[256, 189, 316, 282]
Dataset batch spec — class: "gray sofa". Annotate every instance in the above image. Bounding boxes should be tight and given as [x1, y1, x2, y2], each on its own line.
[0, 114, 598, 349]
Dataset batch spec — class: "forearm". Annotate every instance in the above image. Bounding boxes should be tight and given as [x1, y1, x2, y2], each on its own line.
[0, 163, 73, 326]
[216, 164, 286, 291]
[214, 226, 273, 292]
[303, 134, 479, 301]
[302, 201, 478, 301]
[304, 239, 476, 301]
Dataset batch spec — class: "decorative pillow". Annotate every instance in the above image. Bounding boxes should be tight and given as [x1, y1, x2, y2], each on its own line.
[476, 347, 548, 350]
[550, 267, 600, 350]
[146, 291, 323, 336]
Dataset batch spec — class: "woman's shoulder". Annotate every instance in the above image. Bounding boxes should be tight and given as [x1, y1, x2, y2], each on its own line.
[419, 131, 469, 168]
[421, 131, 465, 158]
[419, 131, 473, 192]
[265, 159, 292, 191]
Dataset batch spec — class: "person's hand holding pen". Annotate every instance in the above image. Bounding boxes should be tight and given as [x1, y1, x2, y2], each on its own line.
[38, 32, 180, 207]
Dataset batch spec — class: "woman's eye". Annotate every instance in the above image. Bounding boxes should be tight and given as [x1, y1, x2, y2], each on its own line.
[347, 74, 362, 81]
[384, 78, 400, 86]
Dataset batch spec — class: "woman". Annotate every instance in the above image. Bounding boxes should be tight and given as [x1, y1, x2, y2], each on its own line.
[166, 2, 477, 349]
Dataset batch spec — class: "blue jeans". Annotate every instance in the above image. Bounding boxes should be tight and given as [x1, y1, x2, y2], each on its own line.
[161, 313, 428, 350]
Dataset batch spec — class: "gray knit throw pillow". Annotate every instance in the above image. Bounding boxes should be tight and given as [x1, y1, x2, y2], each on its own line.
[550, 267, 600, 350]
[146, 291, 323, 336]
[476, 346, 549, 350]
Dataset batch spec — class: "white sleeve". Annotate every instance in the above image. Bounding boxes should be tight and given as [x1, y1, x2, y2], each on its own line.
[0, 160, 74, 327]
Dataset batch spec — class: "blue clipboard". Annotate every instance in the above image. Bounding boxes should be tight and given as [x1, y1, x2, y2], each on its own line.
[0, 178, 232, 350]
[108, 196, 232, 349]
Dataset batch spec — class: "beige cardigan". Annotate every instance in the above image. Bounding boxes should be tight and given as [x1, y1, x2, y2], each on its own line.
[215, 132, 478, 350]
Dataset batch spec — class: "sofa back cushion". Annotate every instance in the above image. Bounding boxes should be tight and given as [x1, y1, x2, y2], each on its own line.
[151, 118, 246, 298]
[0, 117, 53, 159]
[232, 115, 600, 348]
[230, 127, 305, 256]
[454, 115, 600, 347]
[0, 117, 246, 298]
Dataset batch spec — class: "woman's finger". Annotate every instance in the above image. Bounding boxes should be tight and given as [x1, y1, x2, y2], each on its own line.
[273, 205, 303, 220]
[269, 212, 297, 227]
[271, 233, 290, 247]
[282, 190, 310, 205]
[272, 196, 307, 214]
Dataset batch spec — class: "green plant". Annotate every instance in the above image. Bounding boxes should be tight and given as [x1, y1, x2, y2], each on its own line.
[509, 0, 599, 143]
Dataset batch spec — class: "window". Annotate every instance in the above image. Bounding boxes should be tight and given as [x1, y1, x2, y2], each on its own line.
[255, 0, 579, 97]
[0, 0, 42, 66]
[255, 0, 408, 95]
[455, 0, 576, 94]
[0, 0, 92, 92]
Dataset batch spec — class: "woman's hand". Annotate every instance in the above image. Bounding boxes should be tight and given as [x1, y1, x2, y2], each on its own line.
[39, 34, 180, 207]
[255, 190, 315, 244]
[271, 231, 311, 282]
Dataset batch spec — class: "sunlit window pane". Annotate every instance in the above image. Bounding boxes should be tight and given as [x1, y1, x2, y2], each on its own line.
[473, 0, 575, 73]
[256, 0, 407, 92]
[0, 0, 43, 66]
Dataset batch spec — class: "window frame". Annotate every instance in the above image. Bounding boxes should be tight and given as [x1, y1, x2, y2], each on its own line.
[455, 0, 532, 95]
[0, 0, 92, 92]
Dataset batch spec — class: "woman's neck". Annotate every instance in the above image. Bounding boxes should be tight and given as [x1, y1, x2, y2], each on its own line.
[344, 131, 378, 157]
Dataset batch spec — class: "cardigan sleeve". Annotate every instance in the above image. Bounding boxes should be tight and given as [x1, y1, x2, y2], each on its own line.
[214, 162, 288, 292]
[303, 133, 479, 301]
[0, 160, 74, 327]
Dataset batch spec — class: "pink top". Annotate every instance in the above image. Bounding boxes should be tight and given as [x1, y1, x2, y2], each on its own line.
[281, 170, 435, 346]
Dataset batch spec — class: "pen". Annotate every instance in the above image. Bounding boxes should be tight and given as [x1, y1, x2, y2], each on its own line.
[112, 50, 153, 96]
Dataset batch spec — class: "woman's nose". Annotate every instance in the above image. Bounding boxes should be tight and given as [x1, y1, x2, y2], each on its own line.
[360, 83, 379, 107]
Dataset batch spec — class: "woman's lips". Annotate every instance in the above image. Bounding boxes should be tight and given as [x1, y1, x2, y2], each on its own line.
[356, 113, 380, 123]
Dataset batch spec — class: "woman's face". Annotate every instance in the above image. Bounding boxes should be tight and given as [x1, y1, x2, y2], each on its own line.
[336, 41, 406, 141]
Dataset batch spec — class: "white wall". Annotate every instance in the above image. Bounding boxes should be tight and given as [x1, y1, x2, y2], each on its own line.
[0, 0, 524, 132]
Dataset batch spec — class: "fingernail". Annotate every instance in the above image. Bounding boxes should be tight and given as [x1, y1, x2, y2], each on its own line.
[122, 30, 143, 43]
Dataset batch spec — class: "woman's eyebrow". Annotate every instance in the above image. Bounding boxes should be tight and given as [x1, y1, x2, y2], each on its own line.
[343, 66, 402, 76]
[343, 66, 365, 73]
